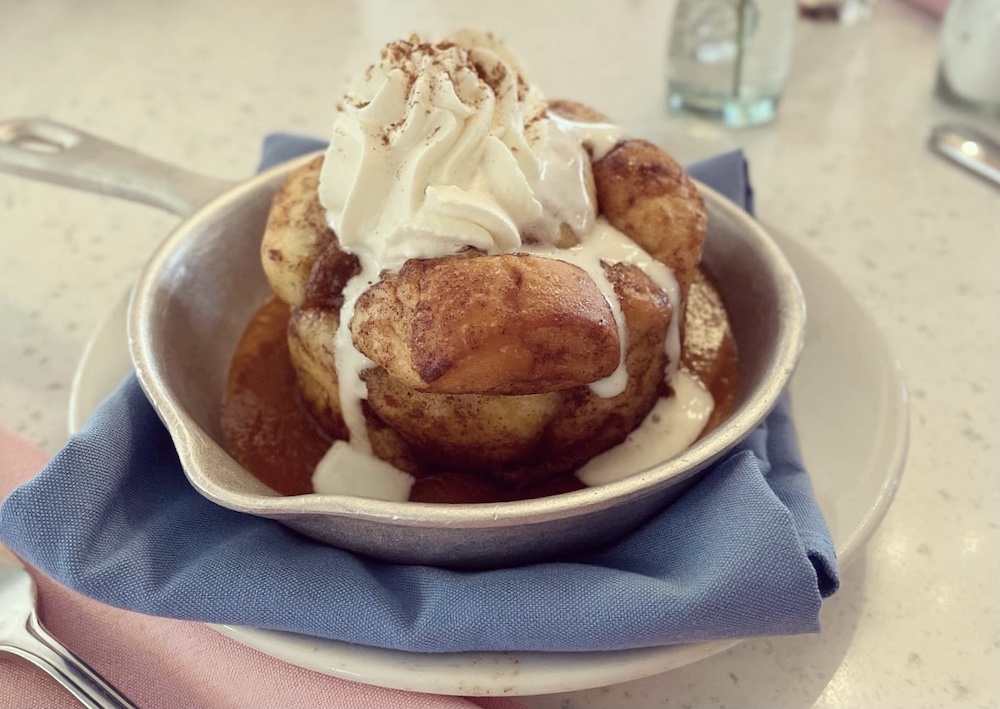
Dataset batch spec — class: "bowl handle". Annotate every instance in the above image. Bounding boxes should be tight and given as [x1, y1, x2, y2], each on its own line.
[0, 118, 236, 217]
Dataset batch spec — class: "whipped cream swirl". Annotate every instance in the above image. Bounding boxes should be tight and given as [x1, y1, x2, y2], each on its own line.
[318, 31, 595, 266]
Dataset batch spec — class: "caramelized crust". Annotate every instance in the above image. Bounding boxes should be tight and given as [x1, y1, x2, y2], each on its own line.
[261, 156, 339, 307]
[360, 262, 672, 487]
[351, 253, 620, 394]
[592, 140, 707, 300]
[283, 255, 674, 488]
[286, 307, 346, 440]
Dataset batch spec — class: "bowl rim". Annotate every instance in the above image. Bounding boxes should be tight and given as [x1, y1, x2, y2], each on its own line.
[129, 152, 806, 528]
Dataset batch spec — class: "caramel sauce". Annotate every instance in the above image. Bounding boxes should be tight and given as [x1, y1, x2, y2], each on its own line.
[222, 267, 738, 502]
[682, 268, 739, 435]
[221, 298, 331, 496]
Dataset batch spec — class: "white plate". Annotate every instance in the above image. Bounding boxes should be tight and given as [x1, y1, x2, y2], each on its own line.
[69, 230, 907, 697]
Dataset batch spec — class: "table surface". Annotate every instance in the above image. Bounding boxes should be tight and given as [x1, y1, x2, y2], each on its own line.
[1, 1, 998, 707]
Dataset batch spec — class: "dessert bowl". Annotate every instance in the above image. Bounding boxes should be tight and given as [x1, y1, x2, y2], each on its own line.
[0, 118, 805, 568]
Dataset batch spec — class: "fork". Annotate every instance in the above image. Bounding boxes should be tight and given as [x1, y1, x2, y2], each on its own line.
[0, 549, 138, 708]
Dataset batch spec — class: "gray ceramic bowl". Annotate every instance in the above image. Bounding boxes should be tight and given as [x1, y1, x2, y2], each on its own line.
[0, 119, 805, 568]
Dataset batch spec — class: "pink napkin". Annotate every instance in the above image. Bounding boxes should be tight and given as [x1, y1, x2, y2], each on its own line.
[0, 424, 521, 709]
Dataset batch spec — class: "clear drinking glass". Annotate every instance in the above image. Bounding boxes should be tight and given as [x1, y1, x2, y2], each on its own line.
[667, 0, 797, 127]
[935, 0, 1000, 117]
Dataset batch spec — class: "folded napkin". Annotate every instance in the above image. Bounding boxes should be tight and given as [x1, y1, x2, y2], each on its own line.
[0, 427, 513, 709]
[0, 140, 838, 656]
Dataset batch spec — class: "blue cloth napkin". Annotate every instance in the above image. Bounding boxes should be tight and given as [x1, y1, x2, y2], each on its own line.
[0, 139, 838, 653]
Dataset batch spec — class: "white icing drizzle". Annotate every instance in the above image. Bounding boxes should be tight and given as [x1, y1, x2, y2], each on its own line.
[334, 256, 379, 453]
[547, 113, 624, 160]
[312, 440, 415, 501]
[575, 370, 715, 487]
[527, 119, 596, 239]
[517, 218, 682, 398]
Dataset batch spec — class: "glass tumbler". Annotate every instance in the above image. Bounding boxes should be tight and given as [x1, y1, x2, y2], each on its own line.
[667, 0, 797, 127]
[936, 0, 1000, 117]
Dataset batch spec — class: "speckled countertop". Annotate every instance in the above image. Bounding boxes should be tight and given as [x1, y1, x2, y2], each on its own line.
[1, 1, 997, 707]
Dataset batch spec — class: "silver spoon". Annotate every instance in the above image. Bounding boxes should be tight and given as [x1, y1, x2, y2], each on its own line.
[929, 123, 1000, 189]
[0, 549, 138, 709]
